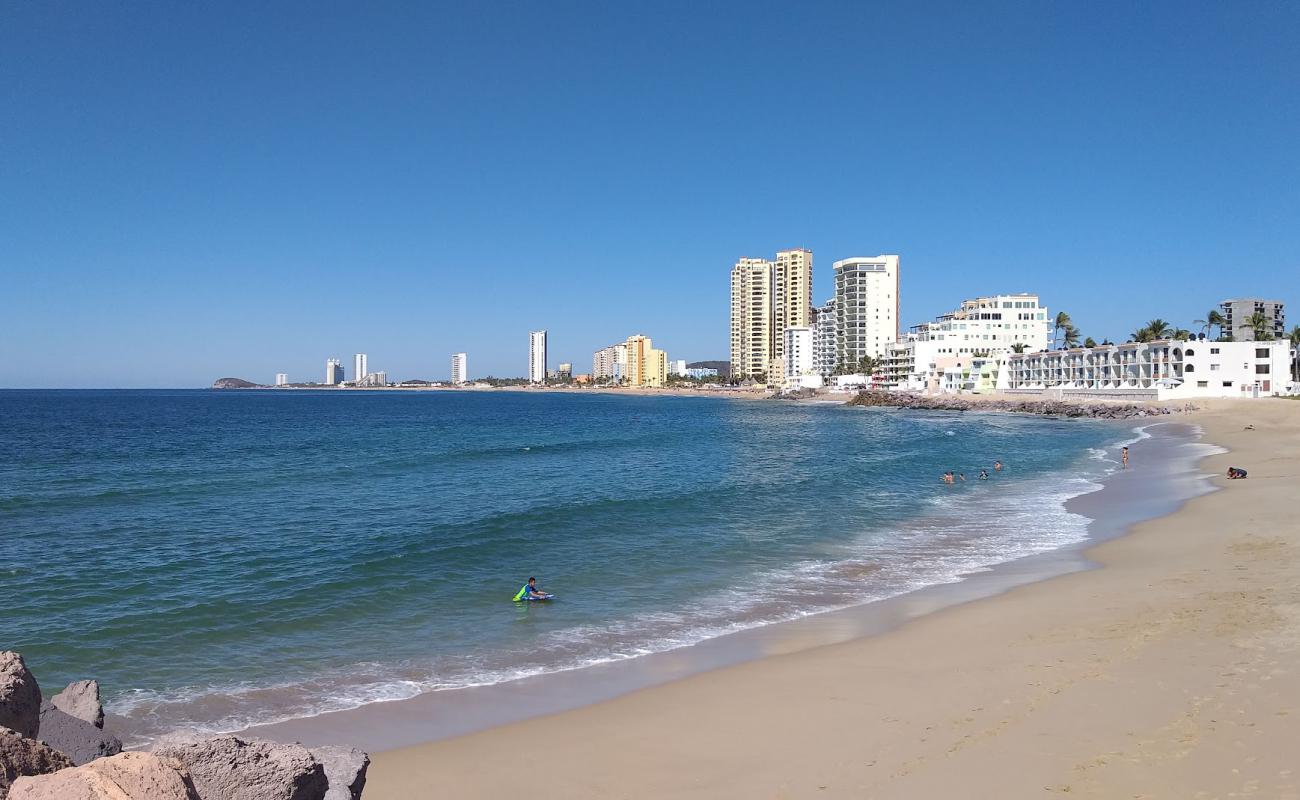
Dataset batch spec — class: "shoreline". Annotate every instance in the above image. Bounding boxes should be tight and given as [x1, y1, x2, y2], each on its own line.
[355, 397, 1300, 798]
[238, 419, 1206, 752]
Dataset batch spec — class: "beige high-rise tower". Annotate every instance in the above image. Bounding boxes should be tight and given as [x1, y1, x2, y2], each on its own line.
[730, 257, 773, 380]
[730, 249, 813, 382]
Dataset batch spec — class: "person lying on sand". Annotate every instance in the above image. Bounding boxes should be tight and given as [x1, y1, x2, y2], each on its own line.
[1226, 467, 1248, 480]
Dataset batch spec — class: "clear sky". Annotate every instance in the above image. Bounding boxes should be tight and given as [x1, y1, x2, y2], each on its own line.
[3, 1, 1298, 387]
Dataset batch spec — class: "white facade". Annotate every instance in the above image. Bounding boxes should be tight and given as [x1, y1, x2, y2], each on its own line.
[668, 359, 687, 377]
[451, 353, 467, 385]
[782, 326, 819, 389]
[275, 373, 288, 386]
[813, 298, 837, 378]
[528, 330, 548, 383]
[834, 255, 899, 370]
[1006, 339, 1294, 399]
[354, 354, 368, 385]
[325, 358, 343, 385]
[592, 342, 629, 381]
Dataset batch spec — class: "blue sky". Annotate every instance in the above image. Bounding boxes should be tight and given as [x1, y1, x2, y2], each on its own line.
[3, 1, 1297, 387]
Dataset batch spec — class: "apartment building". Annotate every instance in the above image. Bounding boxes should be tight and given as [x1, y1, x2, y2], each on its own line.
[730, 257, 774, 380]
[833, 255, 900, 370]
[1006, 339, 1293, 399]
[451, 353, 468, 385]
[782, 326, 819, 389]
[813, 298, 837, 378]
[624, 334, 668, 387]
[1220, 298, 1286, 341]
[528, 330, 547, 383]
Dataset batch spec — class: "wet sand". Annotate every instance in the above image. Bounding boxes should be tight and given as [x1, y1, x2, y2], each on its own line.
[360, 398, 1300, 798]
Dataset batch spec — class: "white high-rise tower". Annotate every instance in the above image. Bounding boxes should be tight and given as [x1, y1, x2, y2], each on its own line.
[325, 358, 343, 385]
[528, 331, 547, 383]
[451, 353, 468, 385]
[354, 354, 368, 384]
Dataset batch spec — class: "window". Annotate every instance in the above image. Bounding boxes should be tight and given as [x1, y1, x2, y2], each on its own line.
[1256, 348, 1269, 358]
[1210, 364, 1220, 371]
[1197, 381, 1208, 388]
[1184, 364, 1195, 372]
[1223, 381, 1233, 387]
[1210, 347, 1220, 354]
[1185, 349, 1194, 357]
[1256, 365, 1270, 374]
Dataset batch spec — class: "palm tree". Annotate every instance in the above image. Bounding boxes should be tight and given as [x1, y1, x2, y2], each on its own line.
[1062, 324, 1081, 349]
[1290, 325, 1300, 382]
[1144, 319, 1173, 340]
[1053, 311, 1072, 349]
[1083, 337, 1098, 348]
[1130, 326, 1154, 343]
[1247, 310, 1274, 340]
[1193, 309, 1226, 340]
[1173, 329, 1192, 341]
[856, 354, 880, 375]
[1010, 342, 1028, 354]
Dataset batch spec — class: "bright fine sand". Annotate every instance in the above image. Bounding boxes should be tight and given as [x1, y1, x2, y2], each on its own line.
[365, 399, 1300, 799]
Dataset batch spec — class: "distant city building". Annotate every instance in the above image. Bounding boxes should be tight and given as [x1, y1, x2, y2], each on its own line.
[1007, 339, 1293, 399]
[833, 255, 900, 370]
[275, 373, 288, 386]
[729, 249, 814, 383]
[354, 354, 368, 385]
[813, 297, 837, 378]
[451, 353, 468, 385]
[624, 334, 668, 387]
[668, 359, 687, 377]
[685, 367, 719, 380]
[529, 330, 547, 383]
[592, 342, 629, 382]
[325, 358, 344, 385]
[557, 362, 573, 379]
[1220, 298, 1285, 341]
[371, 371, 387, 386]
[782, 326, 819, 389]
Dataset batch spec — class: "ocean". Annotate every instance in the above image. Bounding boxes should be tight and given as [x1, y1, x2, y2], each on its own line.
[0, 389, 1125, 743]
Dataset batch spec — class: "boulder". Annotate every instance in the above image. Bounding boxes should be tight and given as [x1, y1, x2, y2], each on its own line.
[0, 653, 41, 739]
[50, 681, 104, 729]
[35, 704, 121, 766]
[7, 751, 198, 800]
[0, 727, 74, 800]
[309, 747, 368, 800]
[154, 735, 327, 800]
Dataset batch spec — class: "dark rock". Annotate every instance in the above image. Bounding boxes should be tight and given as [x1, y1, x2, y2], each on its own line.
[0, 653, 41, 740]
[50, 681, 103, 729]
[843, 391, 1187, 420]
[35, 704, 121, 766]
[0, 726, 74, 800]
[154, 734, 327, 800]
[309, 747, 369, 800]
[212, 378, 262, 389]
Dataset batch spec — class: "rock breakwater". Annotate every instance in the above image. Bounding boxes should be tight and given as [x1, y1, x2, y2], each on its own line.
[845, 391, 1190, 419]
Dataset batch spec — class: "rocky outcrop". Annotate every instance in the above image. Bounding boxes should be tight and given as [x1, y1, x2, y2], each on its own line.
[845, 391, 1189, 419]
[0, 727, 74, 800]
[211, 378, 262, 389]
[310, 747, 369, 800]
[154, 735, 327, 800]
[35, 704, 121, 766]
[7, 752, 199, 800]
[0, 653, 41, 740]
[50, 681, 104, 729]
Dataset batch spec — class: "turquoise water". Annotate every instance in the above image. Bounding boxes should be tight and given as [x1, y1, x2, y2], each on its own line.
[0, 390, 1121, 741]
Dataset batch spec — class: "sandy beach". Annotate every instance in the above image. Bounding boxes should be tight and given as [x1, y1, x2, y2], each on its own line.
[361, 398, 1300, 799]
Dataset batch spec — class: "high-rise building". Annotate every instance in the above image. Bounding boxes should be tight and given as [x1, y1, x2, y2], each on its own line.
[772, 248, 813, 367]
[275, 373, 288, 386]
[451, 353, 468, 385]
[557, 362, 572, 379]
[813, 298, 837, 378]
[528, 331, 548, 383]
[730, 257, 774, 380]
[668, 359, 687, 377]
[782, 327, 816, 388]
[354, 354, 368, 385]
[593, 343, 630, 381]
[325, 358, 344, 385]
[1220, 298, 1286, 341]
[834, 255, 900, 370]
[624, 334, 668, 387]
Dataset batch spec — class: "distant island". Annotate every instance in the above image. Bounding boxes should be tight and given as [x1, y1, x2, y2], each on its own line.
[212, 377, 263, 389]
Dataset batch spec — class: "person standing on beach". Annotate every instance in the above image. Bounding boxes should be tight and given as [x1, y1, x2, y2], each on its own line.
[1122, 446, 1129, 468]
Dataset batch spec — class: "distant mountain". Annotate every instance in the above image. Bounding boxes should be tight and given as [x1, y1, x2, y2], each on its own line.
[211, 377, 262, 389]
[687, 360, 730, 378]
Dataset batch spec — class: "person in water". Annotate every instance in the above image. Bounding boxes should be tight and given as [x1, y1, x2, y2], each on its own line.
[979, 469, 989, 480]
[1122, 446, 1129, 467]
[515, 577, 551, 600]
[994, 460, 1003, 471]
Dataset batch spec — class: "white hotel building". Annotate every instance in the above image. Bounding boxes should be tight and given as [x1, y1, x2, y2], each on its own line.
[1006, 339, 1294, 399]
[881, 294, 1050, 391]
[451, 353, 468, 385]
[782, 326, 820, 389]
[528, 330, 548, 384]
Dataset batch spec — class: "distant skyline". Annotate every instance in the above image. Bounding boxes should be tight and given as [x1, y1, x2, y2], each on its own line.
[3, 2, 1298, 387]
